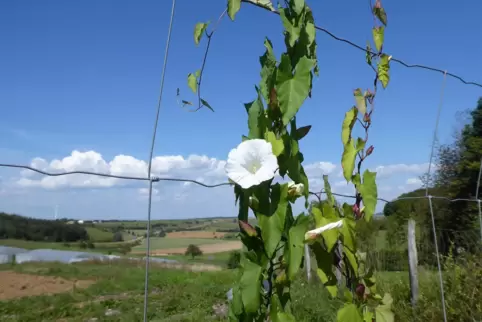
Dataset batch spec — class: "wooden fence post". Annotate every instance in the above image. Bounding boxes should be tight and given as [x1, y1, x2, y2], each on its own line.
[407, 219, 419, 307]
[304, 244, 312, 282]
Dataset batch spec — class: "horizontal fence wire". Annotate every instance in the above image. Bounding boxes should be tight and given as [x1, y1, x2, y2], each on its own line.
[1, 162, 480, 205]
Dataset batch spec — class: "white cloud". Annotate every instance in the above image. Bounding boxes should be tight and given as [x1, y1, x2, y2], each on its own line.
[406, 177, 422, 185]
[0, 149, 439, 219]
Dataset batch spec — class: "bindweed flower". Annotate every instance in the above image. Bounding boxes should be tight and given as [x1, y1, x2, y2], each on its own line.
[355, 284, 366, 297]
[225, 139, 278, 189]
[304, 220, 344, 241]
[288, 181, 304, 198]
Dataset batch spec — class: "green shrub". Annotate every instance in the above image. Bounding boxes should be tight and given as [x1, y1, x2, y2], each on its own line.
[226, 250, 241, 269]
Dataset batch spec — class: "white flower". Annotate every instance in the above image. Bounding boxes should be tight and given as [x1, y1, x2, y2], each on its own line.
[288, 181, 304, 197]
[225, 139, 278, 189]
[304, 220, 344, 241]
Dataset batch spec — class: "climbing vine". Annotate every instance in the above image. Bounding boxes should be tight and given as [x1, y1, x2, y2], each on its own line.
[185, 0, 394, 320]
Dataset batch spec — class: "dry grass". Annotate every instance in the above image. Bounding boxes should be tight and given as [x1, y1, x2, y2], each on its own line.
[0, 271, 94, 300]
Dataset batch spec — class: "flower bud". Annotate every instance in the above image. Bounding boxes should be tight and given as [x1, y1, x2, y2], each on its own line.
[366, 145, 374, 156]
[248, 196, 259, 210]
[363, 113, 371, 123]
[288, 182, 304, 198]
[239, 220, 257, 237]
[355, 283, 366, 297]
[353, 204, 361, 218]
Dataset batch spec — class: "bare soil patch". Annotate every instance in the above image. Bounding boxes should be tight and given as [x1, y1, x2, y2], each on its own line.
[0, 271, 94, 301]
[145, 241, 242, 255]
[166, 231, 226, 239]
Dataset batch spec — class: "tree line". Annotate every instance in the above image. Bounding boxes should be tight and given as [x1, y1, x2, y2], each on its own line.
[383, 97, 482, 256]
[0, 212, 88, 242]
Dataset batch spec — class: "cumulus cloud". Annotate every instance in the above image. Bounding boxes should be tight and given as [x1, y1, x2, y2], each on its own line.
[0, 149, 437, 219]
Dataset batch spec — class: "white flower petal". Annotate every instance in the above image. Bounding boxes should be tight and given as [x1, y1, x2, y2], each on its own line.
[225, 139, 278, 189]
[304, 219, 344, 240]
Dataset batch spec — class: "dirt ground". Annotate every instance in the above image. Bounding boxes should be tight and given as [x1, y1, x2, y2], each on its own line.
[146, 241, 242, 255]
[166, 231, 227, 239]
[0, 271, 94, 301]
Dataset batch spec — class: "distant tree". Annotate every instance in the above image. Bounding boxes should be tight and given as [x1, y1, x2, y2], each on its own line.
[86, 241, 95, 249]
[185, 244, 203, 259]
[157, 230, 166, 238]
[112, 231, 124, 242]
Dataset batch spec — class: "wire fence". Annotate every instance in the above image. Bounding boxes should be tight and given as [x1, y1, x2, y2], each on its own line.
[1, 0, 482, 321]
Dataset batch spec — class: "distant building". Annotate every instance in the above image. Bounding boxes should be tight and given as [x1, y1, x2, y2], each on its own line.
[77, 220, 84, 224]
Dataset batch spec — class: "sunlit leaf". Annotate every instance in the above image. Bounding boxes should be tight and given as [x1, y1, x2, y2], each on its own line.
[187, 72, 198, 94]
[359, 170, 377, 222]
[372, 26, 384, 52]
[265, 131, 284, 156]
[244, 91, 266, 139]
[239, 257, 262, 313]
[373, 6, 388, 26]
[227, 0, 241, 20]
[375, 293, 395, 322]
[194, 22, 209, 45]
[276, 55, 315, 125]
[258, 183, 289, 257]
[341, 107, 357, 146]
[378, 54, 390, 88]
[337, 303, 363, 322]
[354, 88, 366, 115]
[286, 213, 310, 280]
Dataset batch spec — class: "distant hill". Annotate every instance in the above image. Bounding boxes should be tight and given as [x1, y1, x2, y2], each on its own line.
[0, 212, 88, 242]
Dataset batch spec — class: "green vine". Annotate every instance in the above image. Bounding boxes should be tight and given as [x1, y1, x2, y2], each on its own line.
[186, 0, 395, 320]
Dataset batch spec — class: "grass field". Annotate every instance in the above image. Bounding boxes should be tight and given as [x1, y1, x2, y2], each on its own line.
[0, 260, 338, 321]
[85, 227, 114, 242]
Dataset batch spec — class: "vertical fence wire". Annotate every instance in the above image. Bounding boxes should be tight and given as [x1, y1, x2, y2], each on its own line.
[425, 71, 448, 322]
[143, 0, 177, 321]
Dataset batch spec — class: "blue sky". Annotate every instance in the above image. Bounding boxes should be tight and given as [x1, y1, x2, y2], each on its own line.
[0, 0, 481, 220]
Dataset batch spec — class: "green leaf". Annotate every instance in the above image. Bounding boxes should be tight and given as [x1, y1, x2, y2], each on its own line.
[373, 7, 388, 26]
[259, 38, 277, 101]
[312, 242, 338, 297]
[227, 0, 241, 21]
[200, 98, 214, 112]
[354, 88, 366, 115]
[290, 0, 305, 15]
[337, 303, 363, 322]
[341, 107, 357, 146]
[378, 54, 390, 89]
[323, 175, 335, 205]
[276, 55, 315, 125]
[366, 42, 372, 66]
[194, 22, 209, 45]
[286, 213, 310, 280]
[294, 125, 311, 140]
[239, 257, 262, 313]
[355, 137, 366, 151]
[230, 285, 244, 316]
[244, 91, 266, 139]
[341, 139, 357, 182]
[375, 294, 395, 322]
[372, 26, 384, 52]
[279, 8, 300, 47]
[363, 311, 374, 322]
[187, 72, 198, 94]
[258, 183, 289, 257]
[311, 207, 339, 252]
[359, 170, 378, 222]
[265, 131, 284, 156]
[341, 207, 356, 252]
